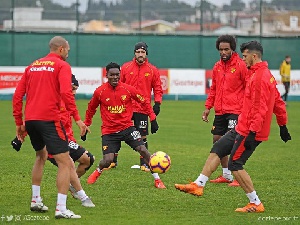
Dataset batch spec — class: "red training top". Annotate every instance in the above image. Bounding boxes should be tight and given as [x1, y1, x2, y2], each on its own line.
[205, 52, 248, 115]
[120, 58, 163, 114]
[84, 82, 156, 135]
[13, 53, 80, 125]
[236, 61, 287, 141]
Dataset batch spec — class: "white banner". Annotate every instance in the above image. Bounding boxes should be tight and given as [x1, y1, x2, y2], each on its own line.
[0, 66, 102, 94]
[71, 67, 102, 94]
[168, 69, 205, 94]
[271, 70, 300, 96]
[1, 67, 300, 97]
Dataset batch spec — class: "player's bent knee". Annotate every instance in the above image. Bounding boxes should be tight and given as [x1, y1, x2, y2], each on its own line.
[85, 152, 95, 171]
[228, 160, 243, 171]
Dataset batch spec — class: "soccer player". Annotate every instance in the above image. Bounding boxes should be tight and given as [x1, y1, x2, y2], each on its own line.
[47, 74, 95, 207]
[111, 42, 163, 172]
[11, 75, 95, 206]
[175, 40, 291, 213]
[279, 55, 291, 103]
[203, 35, 248, 187]
[85, 62, 166, 189]
[13, 36, 89, 219]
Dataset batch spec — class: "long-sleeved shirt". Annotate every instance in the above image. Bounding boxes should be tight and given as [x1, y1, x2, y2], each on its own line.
[85, 82, 156, 135]
[236, 61, 287, 141]
[279, 60, 291, 82]
[13, 53, 80, 125]
[205, 52, 248, 115]
[120, 58, 163, 114]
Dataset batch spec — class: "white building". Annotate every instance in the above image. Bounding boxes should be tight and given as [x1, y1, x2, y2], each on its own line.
[4, 7, 77, 32]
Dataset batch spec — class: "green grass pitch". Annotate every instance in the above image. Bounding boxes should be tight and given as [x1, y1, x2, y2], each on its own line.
[0, 100, 299, 225]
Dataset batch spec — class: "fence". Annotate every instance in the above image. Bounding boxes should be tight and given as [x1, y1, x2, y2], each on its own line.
[0, 31, 299, 70]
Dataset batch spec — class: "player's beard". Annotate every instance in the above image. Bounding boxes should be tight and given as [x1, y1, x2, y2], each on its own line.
[136, 56, 145, 64]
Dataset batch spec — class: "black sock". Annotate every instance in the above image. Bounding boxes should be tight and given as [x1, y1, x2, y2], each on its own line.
[140, 138, 148, 166]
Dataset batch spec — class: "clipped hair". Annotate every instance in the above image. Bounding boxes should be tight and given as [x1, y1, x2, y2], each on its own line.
[106, 62, 120, 72]
[216, 35, 237, 51]
[240, 40, 263, 56]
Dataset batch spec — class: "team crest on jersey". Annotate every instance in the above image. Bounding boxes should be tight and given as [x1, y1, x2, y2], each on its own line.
[103, 146, 108, 151]
[144, 73, 150, 77]
[106, 98, 110, 101]
[136, 94, 144, 101]
[270, 77, 275, 83]
[121, 95, 127, 101]
[230, 68, 236, 73]
[130, 72, 134, 75]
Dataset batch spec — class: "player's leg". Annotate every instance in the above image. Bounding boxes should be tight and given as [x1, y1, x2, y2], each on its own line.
[229, 137, 264, 212]
[87, 133, 119, 184]
[175, 129, 236, 195]
[69, 142, 95, 178]
[67, 157, 95, 207]
[210, 115, 234, 183]
[132, 113, 150, 171]
[43, 121, 81, 219]
[285, 82, 290, 102]
[124, 127, 166, 189]
[25, 121, 49, 212]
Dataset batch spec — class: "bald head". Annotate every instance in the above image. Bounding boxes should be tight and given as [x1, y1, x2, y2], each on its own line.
[49, 36, 68, 51]
[49, 36, 70, 61]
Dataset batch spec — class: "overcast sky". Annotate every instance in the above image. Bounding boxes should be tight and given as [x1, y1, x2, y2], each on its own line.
[51, 0, 259, 12]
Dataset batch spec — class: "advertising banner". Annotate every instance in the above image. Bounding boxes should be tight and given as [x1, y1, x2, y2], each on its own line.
[71, 67, 102, 94]
[0, 67, 25, 94]
[168, 69, 205, 95]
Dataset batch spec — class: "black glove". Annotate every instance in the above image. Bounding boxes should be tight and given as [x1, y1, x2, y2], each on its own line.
[151, 119, 159, 134]
[81, 130, 88, 141]
[280, 125, 291, 143]
[11, 136, 22, 151]
[244, 131, 256, 149]
[153, 102, 161, 116]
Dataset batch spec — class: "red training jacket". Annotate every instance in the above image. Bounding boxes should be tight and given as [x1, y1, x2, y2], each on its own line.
[60, 100, 76, 142]
[13, 53, 80, 125]
[235, 61, 287, 141]
[120, 58, 163, 114]
[205, 52, 248, 115]
[84, 82, 156, 135]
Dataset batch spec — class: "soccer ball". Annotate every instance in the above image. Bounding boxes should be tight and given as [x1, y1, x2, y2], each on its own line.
[149, 151, 171, 174]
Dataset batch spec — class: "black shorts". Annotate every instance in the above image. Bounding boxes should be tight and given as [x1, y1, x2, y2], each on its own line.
[101, 127, 144, 155]
[68, 141, 86, 161]
[47, 140, 86, 166]
[210, 128, 261, 167]
[132, 112, 148, 136]
[25, 120, 69, 155]
[211, 114, 238, 136]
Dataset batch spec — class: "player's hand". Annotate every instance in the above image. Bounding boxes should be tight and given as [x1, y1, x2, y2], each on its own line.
[279, 125, 291, 143]
[202, 109, 210, 122]
[244, 131, 256, 149]
[76, 120, 90, 136]
[151, 119, 159, 134]
[153, 102, 161, 116]
[11, 136, 22, 151]
[16, 125, 26, 142]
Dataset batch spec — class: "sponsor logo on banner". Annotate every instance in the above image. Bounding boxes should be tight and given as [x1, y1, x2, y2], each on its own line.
[0, 72, 23, 89]
[205, 70, 213, 94]
[169, 69, 205, 95]
[158, 69, 169, 94]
